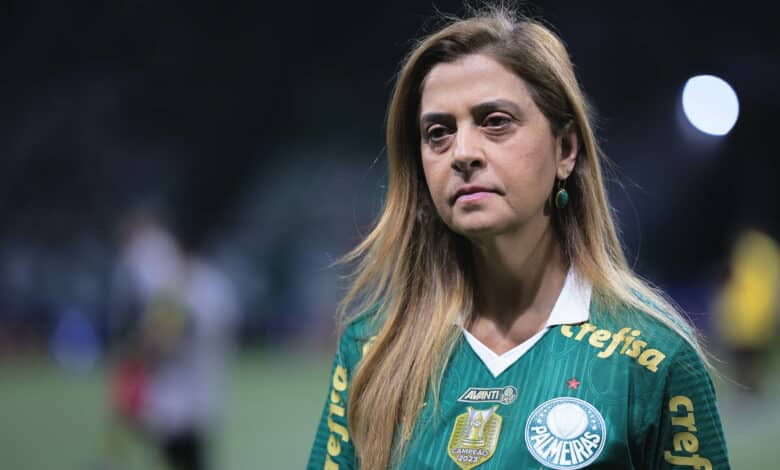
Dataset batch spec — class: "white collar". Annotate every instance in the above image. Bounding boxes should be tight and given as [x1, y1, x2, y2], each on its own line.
[542, 267, 591, 327]
[460, 268, 592, 377]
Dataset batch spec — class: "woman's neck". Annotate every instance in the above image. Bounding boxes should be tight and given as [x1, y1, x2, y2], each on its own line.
[467, 221, 569, 353]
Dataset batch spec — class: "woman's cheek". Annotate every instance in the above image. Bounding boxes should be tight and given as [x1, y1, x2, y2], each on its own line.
[433, 197, 451, 223]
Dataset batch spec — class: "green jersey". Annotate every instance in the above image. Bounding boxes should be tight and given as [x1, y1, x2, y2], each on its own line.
[308, 271, 729, 469]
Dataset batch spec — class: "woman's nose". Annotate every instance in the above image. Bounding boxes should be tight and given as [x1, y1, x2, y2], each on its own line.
[451, 127, 485, 174]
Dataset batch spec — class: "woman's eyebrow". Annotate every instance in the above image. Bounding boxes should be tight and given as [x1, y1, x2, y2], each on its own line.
[419, 112, 455, 128]
[471, 99, 523, 118]
[420, 99, 524, 127]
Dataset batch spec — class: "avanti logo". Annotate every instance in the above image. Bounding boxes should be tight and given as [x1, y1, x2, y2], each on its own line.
[458, 386, 518, 405]
[525, 397, 606, 469]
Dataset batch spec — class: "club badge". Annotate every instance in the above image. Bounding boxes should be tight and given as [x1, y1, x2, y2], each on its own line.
[525, 397, 606, 469]
[447, 405, 502, 470]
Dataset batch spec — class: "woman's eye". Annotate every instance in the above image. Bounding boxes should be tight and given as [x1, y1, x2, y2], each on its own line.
[425, 125, 450, 143]
[483, 114, 513, 129]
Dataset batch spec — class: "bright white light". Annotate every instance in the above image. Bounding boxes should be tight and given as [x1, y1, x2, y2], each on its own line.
[682, 75, 739, 136]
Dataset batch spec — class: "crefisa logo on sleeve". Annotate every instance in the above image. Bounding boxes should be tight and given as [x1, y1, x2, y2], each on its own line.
[524, 397, 606, 469]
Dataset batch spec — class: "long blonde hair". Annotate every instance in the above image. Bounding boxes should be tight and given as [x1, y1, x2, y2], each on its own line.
[338, 6, 705, 469]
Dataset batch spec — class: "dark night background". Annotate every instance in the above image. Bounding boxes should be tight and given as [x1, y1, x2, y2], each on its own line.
[2, 0, 777, 303]
[0, 1, 778, 467]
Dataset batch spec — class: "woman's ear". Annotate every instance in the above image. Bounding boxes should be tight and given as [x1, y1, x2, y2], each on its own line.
[556, 123, 579, 180]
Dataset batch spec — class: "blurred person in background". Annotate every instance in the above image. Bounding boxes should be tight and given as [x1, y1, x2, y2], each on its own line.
[714, 227, 780, 393]
[105, 208, 238, 470]
[308, 5, 729, 469]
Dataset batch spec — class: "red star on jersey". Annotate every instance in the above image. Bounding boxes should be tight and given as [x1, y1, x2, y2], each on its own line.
[567, 377, 581, 389]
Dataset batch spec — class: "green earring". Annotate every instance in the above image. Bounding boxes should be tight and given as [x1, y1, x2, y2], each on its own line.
[554, 179, 569, 209]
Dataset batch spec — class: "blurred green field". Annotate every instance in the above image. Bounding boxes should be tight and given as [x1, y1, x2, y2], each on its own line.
[0, 349, 333, 470]
[1, 348, 779, 469]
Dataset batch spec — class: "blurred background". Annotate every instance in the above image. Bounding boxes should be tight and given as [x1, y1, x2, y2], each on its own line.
[0, 0, 778, 468]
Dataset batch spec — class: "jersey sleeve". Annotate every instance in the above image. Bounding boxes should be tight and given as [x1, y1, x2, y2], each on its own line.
[642, 342, 730, 469]
[307, 324, 363, 470]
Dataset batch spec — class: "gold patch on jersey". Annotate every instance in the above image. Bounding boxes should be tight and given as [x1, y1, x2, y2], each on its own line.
[447, 405, 502, 470]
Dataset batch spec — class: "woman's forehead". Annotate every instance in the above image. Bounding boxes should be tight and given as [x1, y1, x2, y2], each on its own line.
[419, 54, 533, 114]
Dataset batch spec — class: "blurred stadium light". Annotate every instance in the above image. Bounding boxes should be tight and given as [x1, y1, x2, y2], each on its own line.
[682, 75, 740, 136]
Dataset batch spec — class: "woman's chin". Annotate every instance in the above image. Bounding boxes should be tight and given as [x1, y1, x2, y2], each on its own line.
[449, 219, 510, 239]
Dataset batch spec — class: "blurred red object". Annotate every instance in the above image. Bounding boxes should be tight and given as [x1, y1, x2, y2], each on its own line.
[112, 358, 148, 424]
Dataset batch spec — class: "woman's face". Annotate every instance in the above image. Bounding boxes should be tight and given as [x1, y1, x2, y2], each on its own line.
[419, 53, 576, 241]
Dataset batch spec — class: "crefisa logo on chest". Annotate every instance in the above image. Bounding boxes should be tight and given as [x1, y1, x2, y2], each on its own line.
[524, 397, 606, 469]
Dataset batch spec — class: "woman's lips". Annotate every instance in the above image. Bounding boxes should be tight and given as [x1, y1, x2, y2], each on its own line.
[455, 191, 495, 203]
[451, 185, 501, 204]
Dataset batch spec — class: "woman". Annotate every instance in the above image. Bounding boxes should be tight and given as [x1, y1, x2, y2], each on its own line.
[308, 6, 729, 469]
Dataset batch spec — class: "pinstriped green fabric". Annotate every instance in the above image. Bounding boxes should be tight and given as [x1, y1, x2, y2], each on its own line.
[307, 321, 365, 470]
[307, 304, 729, 469]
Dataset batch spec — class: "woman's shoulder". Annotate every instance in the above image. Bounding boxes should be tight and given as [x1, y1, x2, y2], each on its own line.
[583, 294, 703, 374]
[337, 303, 384, 359]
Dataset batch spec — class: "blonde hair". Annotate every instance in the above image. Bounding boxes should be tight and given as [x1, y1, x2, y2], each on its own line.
[337, 6, 705, 469]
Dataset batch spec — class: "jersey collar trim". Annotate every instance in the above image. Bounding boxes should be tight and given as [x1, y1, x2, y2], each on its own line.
[460, 268, 592, 378]
[545, 267, 591, 326]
